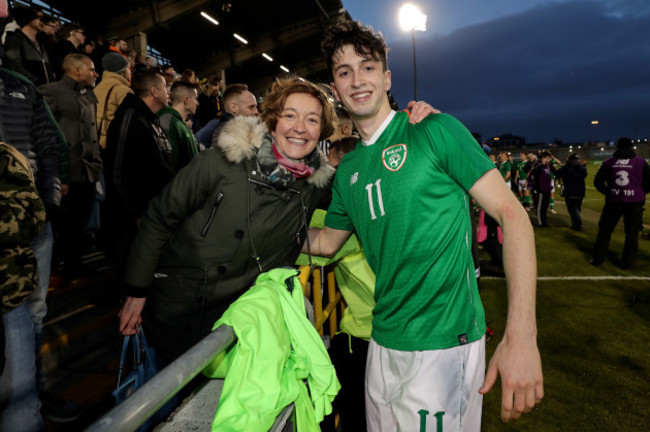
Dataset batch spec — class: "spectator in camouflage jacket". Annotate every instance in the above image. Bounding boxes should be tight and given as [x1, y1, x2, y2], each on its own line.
[0, 141, 46, 431]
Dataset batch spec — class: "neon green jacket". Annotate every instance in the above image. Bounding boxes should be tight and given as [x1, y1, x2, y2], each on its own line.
[203, 267, 340, 431]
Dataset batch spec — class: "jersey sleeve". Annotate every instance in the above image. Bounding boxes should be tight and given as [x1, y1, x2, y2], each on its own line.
[425, 114, 496, 191]
[324, 173, 354, 231]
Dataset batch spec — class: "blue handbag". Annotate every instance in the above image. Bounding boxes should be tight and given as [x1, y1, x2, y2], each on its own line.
[113, 329, 177, 431]
[113, 329, 161, 432]
[113, 329, 158, 404]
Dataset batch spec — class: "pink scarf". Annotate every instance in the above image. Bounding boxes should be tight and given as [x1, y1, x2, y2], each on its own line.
[272, 141, 315, 178]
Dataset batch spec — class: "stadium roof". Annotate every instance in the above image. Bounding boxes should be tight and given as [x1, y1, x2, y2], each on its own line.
[36, 0, 349, 92]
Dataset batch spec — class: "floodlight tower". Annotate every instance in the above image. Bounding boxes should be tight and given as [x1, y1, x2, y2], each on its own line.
[399, 3, 427, 101]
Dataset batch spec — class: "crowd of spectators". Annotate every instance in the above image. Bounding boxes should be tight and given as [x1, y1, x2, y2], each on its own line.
[0, 4, 235, 430]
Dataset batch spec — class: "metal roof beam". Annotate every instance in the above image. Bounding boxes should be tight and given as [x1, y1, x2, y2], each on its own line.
[104, 0, 211, 38]
[196, 20, 322, 75]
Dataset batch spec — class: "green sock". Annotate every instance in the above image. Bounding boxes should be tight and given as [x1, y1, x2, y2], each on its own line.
[550, 198, 555, 209]
[525, 195, 531, 206]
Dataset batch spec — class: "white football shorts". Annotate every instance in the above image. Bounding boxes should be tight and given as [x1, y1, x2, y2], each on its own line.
[365, 336, 486, 432]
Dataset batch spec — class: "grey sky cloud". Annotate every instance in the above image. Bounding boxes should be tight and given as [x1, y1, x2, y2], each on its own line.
[387, 1, 650, 143]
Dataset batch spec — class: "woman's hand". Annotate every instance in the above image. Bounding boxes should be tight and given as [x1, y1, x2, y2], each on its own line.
[118, 296, 146, 335]
[407, 100, 441, 124]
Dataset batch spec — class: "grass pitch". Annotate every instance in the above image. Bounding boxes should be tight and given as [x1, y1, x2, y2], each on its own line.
[479, 164, 650, 431]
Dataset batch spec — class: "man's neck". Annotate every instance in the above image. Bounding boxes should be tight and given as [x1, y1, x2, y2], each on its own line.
[328, 131, 345, 143]
[21, 27, 38, 41]
[351, 103, 393, 141]
[171, 104, 188, 121]
[67, 37, 79, 48]
[143, 96, 164, 114]
[64, 74, 82, 88]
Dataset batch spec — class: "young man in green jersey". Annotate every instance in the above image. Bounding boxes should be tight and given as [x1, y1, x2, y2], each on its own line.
[307, 20, 543, 431]
[498, 151, 512, 188]
[517, 152, 532, 210]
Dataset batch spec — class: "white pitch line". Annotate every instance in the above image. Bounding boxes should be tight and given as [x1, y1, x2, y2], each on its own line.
[482, 276, 650, 281]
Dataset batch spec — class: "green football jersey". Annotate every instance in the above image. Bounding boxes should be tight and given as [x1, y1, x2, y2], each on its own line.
[499, 161, 512, 180]
[325, 111, 495, 351]
[518, 161, 529, 180]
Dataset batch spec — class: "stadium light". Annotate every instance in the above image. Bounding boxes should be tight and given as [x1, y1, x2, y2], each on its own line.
[262, 53, 273, 62]
[399, 3, 427, 101]
[200, 11, 219, 26]
[233, 33, 248, 44]
[280, 65, 290, 73]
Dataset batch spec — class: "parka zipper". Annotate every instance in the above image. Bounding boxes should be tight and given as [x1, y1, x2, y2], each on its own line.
[201, 192, 224, 237]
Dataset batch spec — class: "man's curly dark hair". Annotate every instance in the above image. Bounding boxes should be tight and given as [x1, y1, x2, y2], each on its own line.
[321, 20, 389, 78]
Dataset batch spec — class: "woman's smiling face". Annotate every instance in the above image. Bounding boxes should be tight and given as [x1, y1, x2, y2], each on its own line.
[272, 92, 323, 160]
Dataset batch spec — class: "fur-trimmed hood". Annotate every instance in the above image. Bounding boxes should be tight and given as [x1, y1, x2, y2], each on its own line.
[212, 115, 335, 188]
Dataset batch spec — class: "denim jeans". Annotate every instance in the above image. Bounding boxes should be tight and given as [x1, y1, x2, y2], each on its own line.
[0, 303, 45, 432]
[29, 221, 53, 391]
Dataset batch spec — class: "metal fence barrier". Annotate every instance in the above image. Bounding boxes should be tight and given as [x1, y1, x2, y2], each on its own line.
[85, 265, 343, 432]
[85, 325, 236, 432]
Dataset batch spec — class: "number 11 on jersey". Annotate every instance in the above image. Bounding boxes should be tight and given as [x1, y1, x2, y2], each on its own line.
[366, 179, 385, 220]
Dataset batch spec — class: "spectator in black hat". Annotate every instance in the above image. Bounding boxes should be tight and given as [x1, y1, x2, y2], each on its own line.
[3, 6, 55, 85]
[556, 153, 587, 231]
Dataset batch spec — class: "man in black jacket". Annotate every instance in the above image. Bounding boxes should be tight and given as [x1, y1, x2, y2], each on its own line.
[3, 6, 55, 86]
[103, 68, 174, 275]
[51, 24, 85, 79]
[556, 153, 587, 231]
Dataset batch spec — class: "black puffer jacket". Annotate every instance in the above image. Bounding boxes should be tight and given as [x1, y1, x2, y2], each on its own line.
[0, 68, 60, 207]
[125, 115, 335, 361]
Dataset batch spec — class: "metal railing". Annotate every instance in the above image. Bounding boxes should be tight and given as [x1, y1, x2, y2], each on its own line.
[85, 265, 344, 432]
[85, 325, 236, 432]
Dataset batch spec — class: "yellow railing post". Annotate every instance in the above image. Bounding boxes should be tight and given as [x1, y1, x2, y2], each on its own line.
[327, 270, 337, 338]
[297, 265, 343, 338]
[312, 267, 323, 336]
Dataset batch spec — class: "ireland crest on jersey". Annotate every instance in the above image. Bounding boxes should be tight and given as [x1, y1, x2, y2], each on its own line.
[382, 144, 408, 171]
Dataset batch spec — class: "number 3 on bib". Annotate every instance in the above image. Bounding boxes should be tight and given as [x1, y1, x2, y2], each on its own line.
[366, 179, 385, 220]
